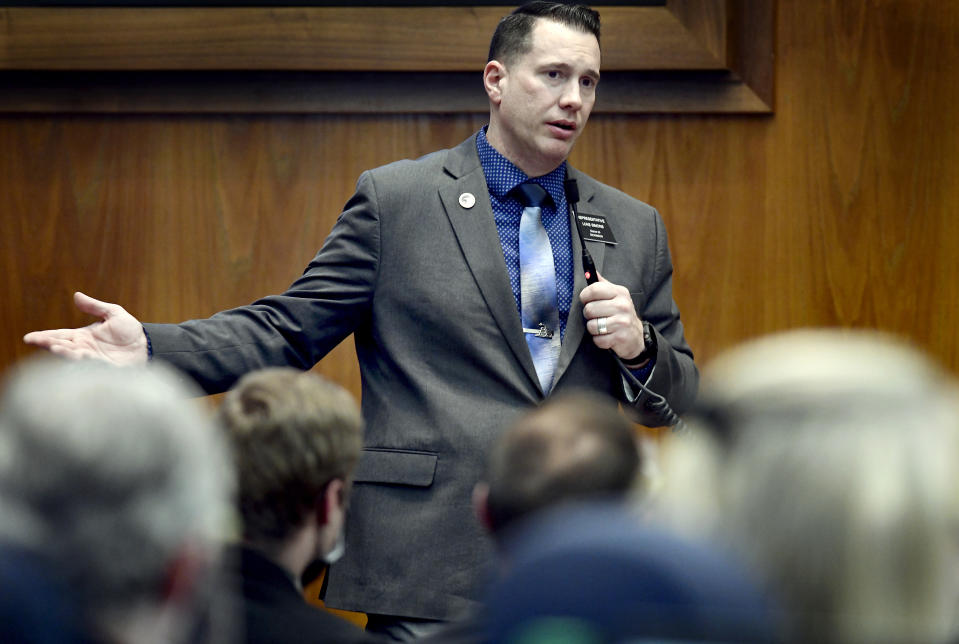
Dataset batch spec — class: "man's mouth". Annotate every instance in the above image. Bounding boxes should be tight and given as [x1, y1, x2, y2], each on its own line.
[549, 121, 576, 131]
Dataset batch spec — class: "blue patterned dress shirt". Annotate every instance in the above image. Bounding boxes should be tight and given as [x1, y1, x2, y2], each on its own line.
[476, 128, 573, 339]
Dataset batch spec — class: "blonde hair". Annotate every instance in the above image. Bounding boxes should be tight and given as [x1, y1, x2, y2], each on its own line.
[217, 368, 363, 544]
[653, 330, 959, 643]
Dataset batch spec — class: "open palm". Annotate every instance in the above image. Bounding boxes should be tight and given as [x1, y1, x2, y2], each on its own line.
[23, 292, 148, 366]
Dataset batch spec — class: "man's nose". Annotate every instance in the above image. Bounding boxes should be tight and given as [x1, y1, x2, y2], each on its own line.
[559, 81, 583, 110]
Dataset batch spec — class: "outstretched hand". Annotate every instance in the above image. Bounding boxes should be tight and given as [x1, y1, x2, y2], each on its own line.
[23, 292, 149, 366]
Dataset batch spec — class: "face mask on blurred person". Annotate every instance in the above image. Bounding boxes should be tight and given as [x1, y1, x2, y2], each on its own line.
[323, 530, 345, 565]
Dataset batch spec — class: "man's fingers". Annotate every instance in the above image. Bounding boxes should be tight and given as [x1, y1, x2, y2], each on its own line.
[580, 282, 617, 305]
[22, 331, 49, 348]
[23, 329, 78, 347]
[24, 293, 115, 349]
[28, 336, 70, 354]
[47, 342, 94, 361]
[73, 291, 116, 319]
[30, 333, 103, 361]
[579, 273, 628, 305]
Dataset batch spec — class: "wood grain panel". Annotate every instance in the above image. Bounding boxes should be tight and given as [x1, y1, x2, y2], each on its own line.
[769, 0, 957, 369]
[2, 0, 957, 396]
[0, 6, 723, 71]
[567, 0, 958, 371]
[0, 114, 485, 400]
[0, 2, 772, 114]
[667, 0, 727, 63]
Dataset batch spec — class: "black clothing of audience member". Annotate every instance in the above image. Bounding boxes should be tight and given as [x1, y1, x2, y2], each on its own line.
[231, 545, 377, 644]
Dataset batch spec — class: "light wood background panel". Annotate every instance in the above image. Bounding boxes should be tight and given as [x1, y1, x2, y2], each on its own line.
[0, 114, 488, 396]
[2, 0, 957, 405]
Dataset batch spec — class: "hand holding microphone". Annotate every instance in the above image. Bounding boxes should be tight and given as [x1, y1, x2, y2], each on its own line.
[565, 178, 647, 364]
[566, 177, 680, 428]
[580, 273, 648, 364]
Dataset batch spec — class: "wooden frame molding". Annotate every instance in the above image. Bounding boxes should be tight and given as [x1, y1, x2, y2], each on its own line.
[0, 1, 774, 113]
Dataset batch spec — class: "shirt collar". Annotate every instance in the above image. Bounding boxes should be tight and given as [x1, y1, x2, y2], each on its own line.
[476, 128, 567, 207]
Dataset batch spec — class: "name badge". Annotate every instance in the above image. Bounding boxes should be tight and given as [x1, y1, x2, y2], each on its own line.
[575, 212, 617, 245]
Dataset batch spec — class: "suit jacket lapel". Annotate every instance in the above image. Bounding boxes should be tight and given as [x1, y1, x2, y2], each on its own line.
[554, 168, 606, 385]
[440, 139, 542, 393]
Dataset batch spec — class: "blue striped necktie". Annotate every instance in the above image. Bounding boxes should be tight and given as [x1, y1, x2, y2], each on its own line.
[514, 182, 561, 394]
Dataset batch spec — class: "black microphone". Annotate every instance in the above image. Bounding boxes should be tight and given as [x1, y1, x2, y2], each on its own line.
[565, 179, 598, 285]
[564, 177, 683, 430]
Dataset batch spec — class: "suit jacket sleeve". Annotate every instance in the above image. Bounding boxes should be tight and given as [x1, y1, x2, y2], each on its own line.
[143, 171, 381, 395]
[625, 206, 698, 422]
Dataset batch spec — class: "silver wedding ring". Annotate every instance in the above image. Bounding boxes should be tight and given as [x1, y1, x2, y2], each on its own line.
[597, 317, 608, 335]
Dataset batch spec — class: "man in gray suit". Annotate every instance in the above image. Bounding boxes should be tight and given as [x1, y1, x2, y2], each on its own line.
[25, 2, 698, 636]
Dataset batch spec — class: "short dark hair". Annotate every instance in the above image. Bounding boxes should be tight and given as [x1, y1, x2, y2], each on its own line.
[217, 368, 363, 545]
[484, 390, 640, 535]
[488, 2, 601, 65]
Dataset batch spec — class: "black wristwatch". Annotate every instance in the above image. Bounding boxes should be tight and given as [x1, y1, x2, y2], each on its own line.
[624, 321, 657, 368]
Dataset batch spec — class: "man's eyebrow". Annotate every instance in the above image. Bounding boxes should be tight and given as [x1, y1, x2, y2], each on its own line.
[539, 61, 601, 80]
[577, 65, 601, 83]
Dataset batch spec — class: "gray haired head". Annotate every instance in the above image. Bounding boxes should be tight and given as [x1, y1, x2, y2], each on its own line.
[0, 357, 233, 641]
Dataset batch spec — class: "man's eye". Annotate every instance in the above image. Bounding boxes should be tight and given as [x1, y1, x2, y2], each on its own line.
[581, 77, 595, 88]
[547, 70, 562, 79]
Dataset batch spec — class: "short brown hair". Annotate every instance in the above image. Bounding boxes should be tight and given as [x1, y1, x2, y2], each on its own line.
[485, 390, 640, 534]
[217, 368, 363, 544]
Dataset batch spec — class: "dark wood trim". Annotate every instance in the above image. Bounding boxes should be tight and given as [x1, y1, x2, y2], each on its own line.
[0, 69, 771, 114]
[0, 1, 774, 113]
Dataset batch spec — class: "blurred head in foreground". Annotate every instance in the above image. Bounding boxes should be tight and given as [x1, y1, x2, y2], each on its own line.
[474, 390, 643, 544]
[0, 357, 233, 644]
[652, 329, 959, 643]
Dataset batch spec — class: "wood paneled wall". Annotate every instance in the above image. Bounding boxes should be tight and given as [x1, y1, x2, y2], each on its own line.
[2, 0, 957, 404]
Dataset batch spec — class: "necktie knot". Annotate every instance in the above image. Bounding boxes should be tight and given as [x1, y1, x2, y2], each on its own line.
[513, 182, 550, 208]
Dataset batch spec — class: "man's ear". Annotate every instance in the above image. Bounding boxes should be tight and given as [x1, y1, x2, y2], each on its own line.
[483, 60, 507, 105]
[472, 482, 493, 533]
[316, 478, 345, 527]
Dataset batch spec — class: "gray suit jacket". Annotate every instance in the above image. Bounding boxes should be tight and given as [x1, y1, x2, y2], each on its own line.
[144, 134, 698, 620]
